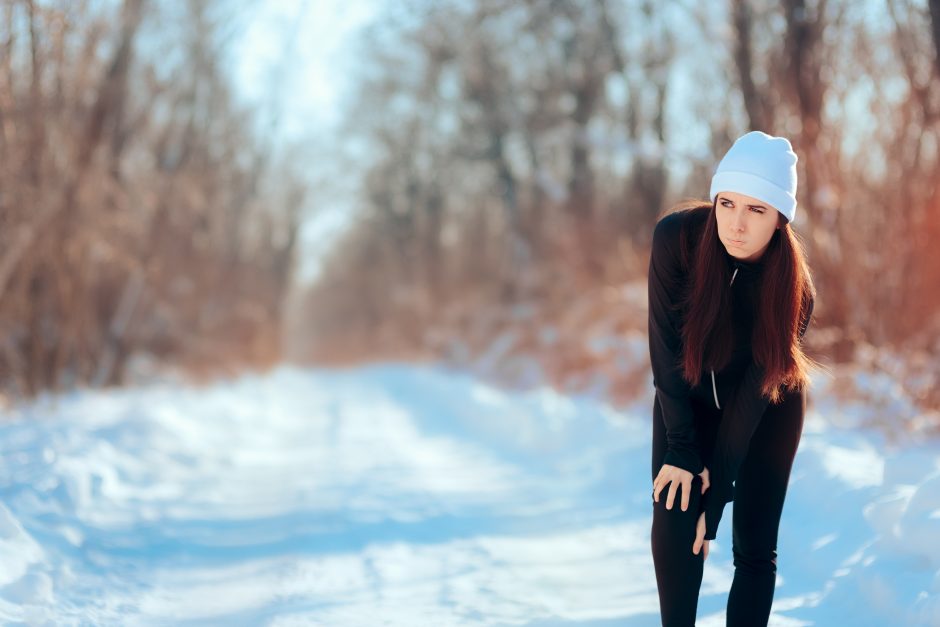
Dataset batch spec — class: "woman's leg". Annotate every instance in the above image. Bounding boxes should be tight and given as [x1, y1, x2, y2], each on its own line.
[725, 386, 807, 627]
[650, 394, 720, 627]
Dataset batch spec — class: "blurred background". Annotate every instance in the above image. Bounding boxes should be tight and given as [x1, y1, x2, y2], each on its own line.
[1, 1, 940, 623]
[2, 0, 939, 425]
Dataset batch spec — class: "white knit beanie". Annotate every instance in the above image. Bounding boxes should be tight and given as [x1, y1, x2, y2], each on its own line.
[709, 130, 799, 223]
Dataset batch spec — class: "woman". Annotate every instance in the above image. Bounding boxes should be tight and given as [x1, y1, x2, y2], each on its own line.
[648, 130, 818, 627]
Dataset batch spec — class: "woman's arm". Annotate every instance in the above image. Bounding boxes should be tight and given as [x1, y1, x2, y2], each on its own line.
[648, 213, 704, 476]
[699, 294, 815, 540]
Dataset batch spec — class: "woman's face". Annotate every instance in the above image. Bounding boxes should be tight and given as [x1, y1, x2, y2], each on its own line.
[714, 191, 782, 262]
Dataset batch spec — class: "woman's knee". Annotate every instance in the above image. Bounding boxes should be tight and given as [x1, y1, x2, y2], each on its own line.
[650, 477, 702, 546]
[732, 543, 778, 574]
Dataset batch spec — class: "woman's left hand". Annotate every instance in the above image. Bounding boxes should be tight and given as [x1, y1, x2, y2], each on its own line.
[693, 512, 710, 559]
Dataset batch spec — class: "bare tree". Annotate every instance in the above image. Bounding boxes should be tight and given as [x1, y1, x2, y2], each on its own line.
[0, 0, 307, 395]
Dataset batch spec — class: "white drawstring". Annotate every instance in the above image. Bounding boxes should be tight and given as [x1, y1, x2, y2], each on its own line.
[711, 266, 740, 410]
[711, 370, 721, 409]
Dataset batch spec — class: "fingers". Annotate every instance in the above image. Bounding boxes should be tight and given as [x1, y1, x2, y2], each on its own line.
[652, 467, 665, 502]
[653, 468, 671, 504]
[693, 512, 705, 556]
[654, 472, 696, 510]
[698, 467, 711, 495]
[704, 540, 709, 560]
[654, 466, 699, 510]
[665, 480, 679, 511]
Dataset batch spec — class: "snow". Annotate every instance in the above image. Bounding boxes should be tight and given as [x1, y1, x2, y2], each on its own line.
[0, 363, 938, 625]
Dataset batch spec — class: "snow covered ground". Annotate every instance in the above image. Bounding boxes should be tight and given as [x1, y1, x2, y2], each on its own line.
[0, 363, 938, 626]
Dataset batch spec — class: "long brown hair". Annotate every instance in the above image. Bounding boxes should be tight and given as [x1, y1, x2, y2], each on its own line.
[668, 198, 818, 404]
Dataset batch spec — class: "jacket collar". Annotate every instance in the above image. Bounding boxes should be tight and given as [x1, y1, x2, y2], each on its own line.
[726, 250, 764, 284]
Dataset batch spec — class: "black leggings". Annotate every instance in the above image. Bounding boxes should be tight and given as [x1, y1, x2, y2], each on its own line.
[650, 386, 806, 627]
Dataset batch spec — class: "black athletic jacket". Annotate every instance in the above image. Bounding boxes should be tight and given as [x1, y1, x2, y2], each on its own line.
[648, 208, 813, 540]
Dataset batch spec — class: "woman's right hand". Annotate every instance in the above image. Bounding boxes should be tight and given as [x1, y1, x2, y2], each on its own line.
[653, 464, 710, 512]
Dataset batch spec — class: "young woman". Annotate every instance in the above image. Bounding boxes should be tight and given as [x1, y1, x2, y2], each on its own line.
[647, 131, 818, 627]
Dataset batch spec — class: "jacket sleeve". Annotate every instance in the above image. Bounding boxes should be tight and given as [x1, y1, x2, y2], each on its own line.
[648, 214, 704, 476]
[700, 293, 815, 540]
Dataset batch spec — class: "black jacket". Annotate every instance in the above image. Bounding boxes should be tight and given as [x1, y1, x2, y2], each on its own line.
[648, 208, 813, 540]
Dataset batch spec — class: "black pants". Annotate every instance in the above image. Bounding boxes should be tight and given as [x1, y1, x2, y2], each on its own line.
[650, 385, 806, 627]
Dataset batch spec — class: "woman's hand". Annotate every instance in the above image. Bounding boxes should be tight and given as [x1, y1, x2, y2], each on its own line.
[693, 512, 710, 559]
[652, 464, 711, 512]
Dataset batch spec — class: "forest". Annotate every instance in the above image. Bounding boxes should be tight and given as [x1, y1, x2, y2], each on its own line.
[1, 0, 939, 421]
[297, 0, 940, 420]
[0, 0, 304, 396]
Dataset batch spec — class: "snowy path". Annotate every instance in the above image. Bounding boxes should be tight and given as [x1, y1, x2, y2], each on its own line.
[0, 364, 938, 625]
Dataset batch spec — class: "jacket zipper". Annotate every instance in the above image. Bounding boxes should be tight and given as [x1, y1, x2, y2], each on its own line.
[711, 266, 740, 410]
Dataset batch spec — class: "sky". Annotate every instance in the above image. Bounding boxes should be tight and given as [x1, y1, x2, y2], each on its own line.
[230, 0, 380, 284]
[232, 0, 377, 138]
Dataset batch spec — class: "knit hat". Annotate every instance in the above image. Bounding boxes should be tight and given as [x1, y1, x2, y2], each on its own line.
[709, 131, 799, 223]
